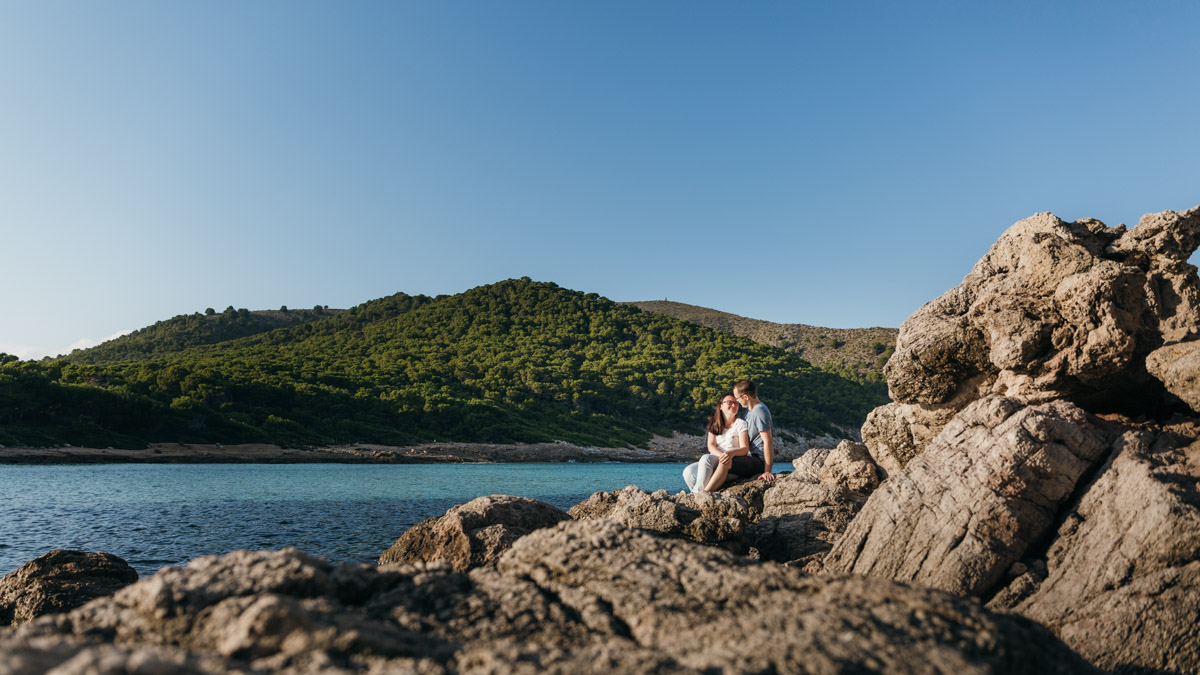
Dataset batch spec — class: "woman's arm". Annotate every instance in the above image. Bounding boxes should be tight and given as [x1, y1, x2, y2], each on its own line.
[706, 432, 721, 455]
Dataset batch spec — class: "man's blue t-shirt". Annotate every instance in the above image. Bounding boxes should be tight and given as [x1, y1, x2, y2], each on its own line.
[743, 402, 773, 458]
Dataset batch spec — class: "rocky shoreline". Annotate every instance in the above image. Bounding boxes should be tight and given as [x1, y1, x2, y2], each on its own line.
[3, 207, 1200, 673]
[0, 430, 832, 465]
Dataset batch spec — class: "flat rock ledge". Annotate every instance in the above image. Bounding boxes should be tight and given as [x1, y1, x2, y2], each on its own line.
[0, 522, 1098, 674]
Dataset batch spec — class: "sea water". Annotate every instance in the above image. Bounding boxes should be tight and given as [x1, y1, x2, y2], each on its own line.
[0, 462, 793, 577]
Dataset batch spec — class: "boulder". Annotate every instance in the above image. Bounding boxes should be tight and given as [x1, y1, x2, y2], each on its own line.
[2, 522, 1100, 674]
[751, 442, 880, 567]
[567, 485, 755, 553]
[871, 207, 1200, 467]
[0, 550, 137, 626]
[1146, 339, 1200, 413]
[988, 425, 1200, 673]
[378, 494, 569, 572]
[811, 439, 880, 492]
[826, 396, 1110, 597]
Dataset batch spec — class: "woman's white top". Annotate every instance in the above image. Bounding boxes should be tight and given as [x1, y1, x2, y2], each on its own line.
[714, 418, 748, 452]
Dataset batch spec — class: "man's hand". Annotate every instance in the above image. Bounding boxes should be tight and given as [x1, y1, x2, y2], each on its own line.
[758, 471, 775, 482]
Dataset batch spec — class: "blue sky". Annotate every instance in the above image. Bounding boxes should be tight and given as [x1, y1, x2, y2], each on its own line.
[2, 1, 1198, 360]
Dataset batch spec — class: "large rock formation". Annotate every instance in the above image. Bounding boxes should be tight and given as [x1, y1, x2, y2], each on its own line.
[1, 521, 1099, 674]
[865, 207, 1200, 469]
[0, 550, 137, 626]
[378, 494, 569, 572]
[843, 206, 1200, 674]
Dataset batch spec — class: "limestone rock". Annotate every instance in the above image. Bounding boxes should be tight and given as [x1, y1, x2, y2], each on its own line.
[1, 523, 1098, 674]
[378, 494, 569, 572]
[753, 474, 864, 566]
[485, 519, 1096, 674]
[0, 550, 137, 626]
[990, 427, 1200, 673]
[826, 396, 1110, 597]
[1146, 340, 1200, 413]
[567, 485, 754, 553]
[872, 207, 1200, 466]
[861, 373, 992, 475]
[813, 439, 880, 492]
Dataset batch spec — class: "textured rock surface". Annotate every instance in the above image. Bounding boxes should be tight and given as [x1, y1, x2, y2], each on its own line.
[988, 426, 1200, 673]
[749, 441, 879, 567]
[2, 522, 1099, 674]
[567, 484, 755, 553]
[812, 439, 880, 492]
[378, 494, 569, 571]
[1146, 339, 1200, 413]
[872, 207, 1200, 468]
[827, 396, 1110, 597]
[0, 550, 137, 626]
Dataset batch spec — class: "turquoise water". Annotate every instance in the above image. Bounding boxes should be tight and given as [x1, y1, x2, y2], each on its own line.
[0, 462, 792, 577]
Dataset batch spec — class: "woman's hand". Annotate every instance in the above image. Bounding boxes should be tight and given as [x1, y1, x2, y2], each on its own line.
[718, 450, 732, 465]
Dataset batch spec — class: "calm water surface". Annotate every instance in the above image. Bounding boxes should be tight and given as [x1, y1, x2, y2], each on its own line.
[0, 462, 791, 577]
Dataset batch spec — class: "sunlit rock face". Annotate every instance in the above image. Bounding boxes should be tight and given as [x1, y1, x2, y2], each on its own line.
[867, 206, 1200, 469]
[843, 205, 1200, 674]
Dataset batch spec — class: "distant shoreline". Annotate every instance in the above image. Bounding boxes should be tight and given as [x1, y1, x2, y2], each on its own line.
[0, 433, 819, 465]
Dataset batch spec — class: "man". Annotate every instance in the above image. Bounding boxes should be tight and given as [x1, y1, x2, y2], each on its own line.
[734, 379, 775, 482]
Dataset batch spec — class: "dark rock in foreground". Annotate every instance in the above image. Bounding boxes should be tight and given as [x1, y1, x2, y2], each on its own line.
[0, 550, 137, 627]
[2, 521, 1098, 674]
[378, 494, 570, 572]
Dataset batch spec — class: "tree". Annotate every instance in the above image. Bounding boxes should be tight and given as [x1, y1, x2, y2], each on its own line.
[205, 308, 216, 316]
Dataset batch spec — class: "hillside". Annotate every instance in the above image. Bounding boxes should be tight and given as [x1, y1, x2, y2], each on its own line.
[1, 280, 887, 450]
[625, 301, 898, 384]
[66, 305, 345, 363]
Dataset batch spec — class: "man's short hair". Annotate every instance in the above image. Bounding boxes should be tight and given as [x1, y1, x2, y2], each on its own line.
[733, 379, 757, 397]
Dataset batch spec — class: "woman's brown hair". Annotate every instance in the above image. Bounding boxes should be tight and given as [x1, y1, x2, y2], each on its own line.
[706, 393, 737, 436]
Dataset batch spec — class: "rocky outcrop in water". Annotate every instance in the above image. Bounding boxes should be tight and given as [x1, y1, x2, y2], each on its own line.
[845, 206, 1200, 674]
[377, 494, 570, 572]
[1, 522, 1098, 674]
[0, 550, 137, 627]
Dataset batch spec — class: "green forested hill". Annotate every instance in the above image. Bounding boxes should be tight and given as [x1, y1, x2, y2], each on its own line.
[625, 301, 898, 384]
[1, 279, 887, 449]
[66, 305, 345, 363]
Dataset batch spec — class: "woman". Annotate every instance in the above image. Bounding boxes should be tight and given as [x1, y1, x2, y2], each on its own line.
[682, 392, 750, 493]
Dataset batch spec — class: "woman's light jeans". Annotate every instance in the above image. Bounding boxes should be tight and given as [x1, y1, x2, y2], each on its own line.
[683, 454, 720, 493]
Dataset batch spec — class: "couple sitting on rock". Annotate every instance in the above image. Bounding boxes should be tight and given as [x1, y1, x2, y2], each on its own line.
[683, 379, 775, 493]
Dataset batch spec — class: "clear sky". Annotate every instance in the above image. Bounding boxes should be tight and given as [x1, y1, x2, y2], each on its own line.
[2, 1, 1198, 360]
